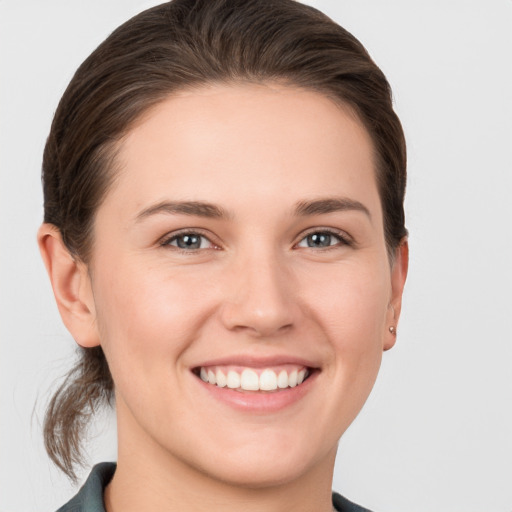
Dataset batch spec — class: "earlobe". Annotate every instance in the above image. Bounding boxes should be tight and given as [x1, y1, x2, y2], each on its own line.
[37, 223, 100, 348]
[384, 238, 409, 351]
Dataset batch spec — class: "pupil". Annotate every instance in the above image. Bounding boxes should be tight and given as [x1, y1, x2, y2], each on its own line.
[177, 235, 200, 249]
[308, 233, 330, 247]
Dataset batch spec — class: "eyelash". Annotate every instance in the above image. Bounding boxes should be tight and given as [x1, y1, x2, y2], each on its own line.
[159, 228, 353, 253]
[295, 228, 353, 250]
[159, 229, 218, 253]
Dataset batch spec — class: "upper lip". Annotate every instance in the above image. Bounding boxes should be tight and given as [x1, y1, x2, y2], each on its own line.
[193, 355, 320, 370]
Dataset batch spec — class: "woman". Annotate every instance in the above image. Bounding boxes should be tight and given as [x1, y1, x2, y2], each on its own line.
[37, 1, 408, 511]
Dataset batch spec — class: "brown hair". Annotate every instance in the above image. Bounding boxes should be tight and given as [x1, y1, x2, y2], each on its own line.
[42, 0, 407, 480]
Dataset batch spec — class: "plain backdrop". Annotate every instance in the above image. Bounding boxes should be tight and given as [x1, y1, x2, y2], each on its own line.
[1, 1, 511, 511]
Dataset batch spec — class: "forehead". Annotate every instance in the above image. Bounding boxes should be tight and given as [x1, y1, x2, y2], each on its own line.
[105, 83, 381, 220]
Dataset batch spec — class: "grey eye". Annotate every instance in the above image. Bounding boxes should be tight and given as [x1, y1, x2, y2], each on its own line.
[308, 233, 332, 247]
[297, 231, 343, 248]
[166, 233, 211, 250]
[177, 234, 202, 249]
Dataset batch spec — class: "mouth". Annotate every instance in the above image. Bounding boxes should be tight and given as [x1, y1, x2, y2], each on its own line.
[192, 364, 314, 393]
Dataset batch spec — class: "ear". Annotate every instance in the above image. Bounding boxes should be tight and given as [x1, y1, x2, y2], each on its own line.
[384, 238, 409, 351]
[37, 223, 100, 348]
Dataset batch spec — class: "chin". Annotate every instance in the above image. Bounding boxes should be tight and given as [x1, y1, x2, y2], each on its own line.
[200, 455, 317, 489]
[185, 434, 335, 489]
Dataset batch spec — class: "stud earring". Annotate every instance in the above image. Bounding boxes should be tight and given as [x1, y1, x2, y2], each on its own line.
[389, 326, 397, 335]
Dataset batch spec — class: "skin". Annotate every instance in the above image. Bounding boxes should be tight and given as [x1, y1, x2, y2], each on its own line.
[39, 83, 408, 512]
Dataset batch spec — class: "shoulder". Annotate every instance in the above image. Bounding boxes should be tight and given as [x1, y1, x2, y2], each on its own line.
[332, 492, 374, 512]
[56, 462, 116, 512]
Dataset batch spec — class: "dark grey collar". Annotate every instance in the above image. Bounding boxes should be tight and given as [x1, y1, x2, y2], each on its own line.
[56, 462, 373, 512]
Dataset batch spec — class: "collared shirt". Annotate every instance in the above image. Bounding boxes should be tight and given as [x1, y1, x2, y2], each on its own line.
[56, 462, 372, 512]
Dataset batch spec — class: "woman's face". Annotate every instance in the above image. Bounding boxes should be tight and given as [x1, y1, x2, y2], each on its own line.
[82, 83, 406, 486]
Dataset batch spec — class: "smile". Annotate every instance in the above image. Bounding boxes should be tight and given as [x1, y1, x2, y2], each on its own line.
[197, 365, 310, 392]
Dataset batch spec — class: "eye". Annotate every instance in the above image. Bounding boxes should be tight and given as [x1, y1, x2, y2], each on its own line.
[161, 231, 215, 251]
[296, 230, 348, 249]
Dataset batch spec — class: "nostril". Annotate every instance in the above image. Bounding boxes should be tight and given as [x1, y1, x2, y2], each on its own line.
[218, 272, 298, 336]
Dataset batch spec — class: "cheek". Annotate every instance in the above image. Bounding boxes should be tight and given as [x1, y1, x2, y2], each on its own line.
[305, 259, 390, 403]
[305, 260, 390, 345]
[91, 259, 216, 378]
[290, 261, 391, 440]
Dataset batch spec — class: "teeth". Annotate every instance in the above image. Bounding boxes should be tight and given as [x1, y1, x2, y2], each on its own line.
[288, 369, 298, 387]
[277, 370, 288, 389]
[216, 370, 227, 387]
[259, 369, 277, 391]
[227, 370, 241, 389]
[198, 366, 310, 391]
[240, 369, 259, 391]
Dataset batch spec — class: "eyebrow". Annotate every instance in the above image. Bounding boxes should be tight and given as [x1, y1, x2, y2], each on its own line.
[135, 200, 229, 222]
[294, 197, 371, 219]
[135, 196, 371, 222]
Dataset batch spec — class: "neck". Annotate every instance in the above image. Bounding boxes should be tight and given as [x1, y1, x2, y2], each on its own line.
[105, 414, 336, 512]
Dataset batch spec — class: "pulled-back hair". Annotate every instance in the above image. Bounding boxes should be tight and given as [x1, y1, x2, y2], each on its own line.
[42, 0, 407, 480]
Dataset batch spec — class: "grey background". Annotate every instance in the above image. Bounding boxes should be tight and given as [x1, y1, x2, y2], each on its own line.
[1, 1, 511, 511]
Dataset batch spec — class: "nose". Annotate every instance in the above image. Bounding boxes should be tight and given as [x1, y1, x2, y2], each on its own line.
[219, 252, 298, 338]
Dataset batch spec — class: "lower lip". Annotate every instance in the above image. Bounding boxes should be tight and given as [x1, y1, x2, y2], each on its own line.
[194, 371, 317, 413]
